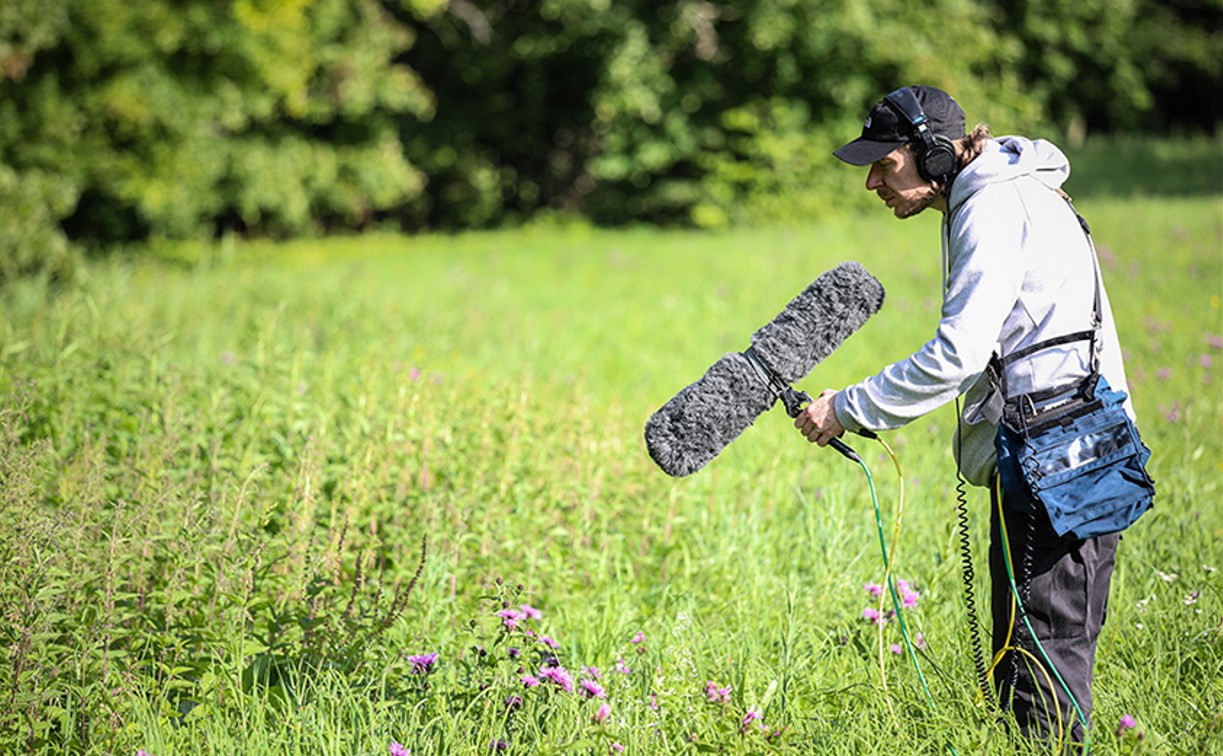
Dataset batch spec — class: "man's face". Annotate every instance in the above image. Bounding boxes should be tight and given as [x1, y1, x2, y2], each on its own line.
[865, 146, 939, 219]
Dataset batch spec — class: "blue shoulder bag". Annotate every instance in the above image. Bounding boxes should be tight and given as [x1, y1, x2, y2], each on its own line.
[992, 197, 1156, 541]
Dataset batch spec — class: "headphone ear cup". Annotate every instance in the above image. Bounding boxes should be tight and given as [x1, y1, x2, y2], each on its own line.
[919, 134, 957, 183]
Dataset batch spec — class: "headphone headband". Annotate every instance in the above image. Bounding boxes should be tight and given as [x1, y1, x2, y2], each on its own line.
[883, 87, 930, 132]
[883, 86, 958, 184]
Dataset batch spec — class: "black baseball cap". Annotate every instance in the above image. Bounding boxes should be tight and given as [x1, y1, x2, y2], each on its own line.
[833, 85, 966, 166]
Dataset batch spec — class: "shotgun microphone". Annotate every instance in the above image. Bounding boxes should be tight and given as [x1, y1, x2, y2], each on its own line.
[644, 261, 885, 477]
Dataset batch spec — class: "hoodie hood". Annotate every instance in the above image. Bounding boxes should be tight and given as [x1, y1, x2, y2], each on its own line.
[948, 136, 1070, 216]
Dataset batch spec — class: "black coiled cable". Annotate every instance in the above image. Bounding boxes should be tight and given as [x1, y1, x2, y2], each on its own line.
[954, 399, 991, 704]
[1008, 507, 1039, 697]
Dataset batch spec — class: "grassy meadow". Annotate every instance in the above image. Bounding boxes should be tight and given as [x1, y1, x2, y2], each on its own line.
[1, 188, 1221, 752]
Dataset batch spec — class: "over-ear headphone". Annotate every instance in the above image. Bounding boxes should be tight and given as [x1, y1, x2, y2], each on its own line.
[884, 87, 958, 184]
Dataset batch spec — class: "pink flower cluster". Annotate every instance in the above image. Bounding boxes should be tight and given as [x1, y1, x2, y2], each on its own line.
[499, 603, 543, 631]
[407, 652, 439, 675]
[704, 680, 732, 703]
[1117, 713, 1141, 738]
[580, 678, 608, 699]
[508, 626, 648, 743]
[740, 708, 763, 733]
[539, 665, 574, 692]
[861, 607, 885, 625]
[896, 579, 920, 608]
[860, 578, 921, 623]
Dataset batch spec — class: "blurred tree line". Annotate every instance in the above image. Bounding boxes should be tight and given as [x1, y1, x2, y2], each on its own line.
[1, 0, 1219, 280]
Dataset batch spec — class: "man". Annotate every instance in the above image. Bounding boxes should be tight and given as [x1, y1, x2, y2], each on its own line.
[795, 85, 1135, 743]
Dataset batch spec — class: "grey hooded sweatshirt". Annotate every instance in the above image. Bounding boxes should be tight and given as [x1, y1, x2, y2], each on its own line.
[833, 136, 1133, 486]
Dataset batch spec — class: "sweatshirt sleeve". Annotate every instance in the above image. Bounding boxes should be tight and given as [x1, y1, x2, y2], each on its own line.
[834, 184, 1028, 432]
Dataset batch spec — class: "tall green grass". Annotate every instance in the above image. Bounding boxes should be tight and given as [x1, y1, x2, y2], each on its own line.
[1, 195, 1220, 755]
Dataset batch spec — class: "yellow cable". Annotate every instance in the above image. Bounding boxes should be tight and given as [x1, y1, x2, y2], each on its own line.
[873, 438, 905, 728]
[991, 476, 1065, 752]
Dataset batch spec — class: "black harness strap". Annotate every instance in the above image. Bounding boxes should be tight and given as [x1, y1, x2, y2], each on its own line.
[991, 191, 1102, 399]
[1000, 330, 1096, 367]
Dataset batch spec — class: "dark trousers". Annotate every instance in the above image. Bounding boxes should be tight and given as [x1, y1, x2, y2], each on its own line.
[988, 483, 1119, 745]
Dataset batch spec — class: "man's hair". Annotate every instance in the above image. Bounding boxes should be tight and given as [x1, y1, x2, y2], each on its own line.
[954, 124, 993, 172]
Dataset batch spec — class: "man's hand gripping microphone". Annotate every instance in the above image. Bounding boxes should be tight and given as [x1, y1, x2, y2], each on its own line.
[743, 347, 873, 463]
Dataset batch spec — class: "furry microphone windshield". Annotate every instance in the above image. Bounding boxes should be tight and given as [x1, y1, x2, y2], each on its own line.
[644, 262, 885, 477]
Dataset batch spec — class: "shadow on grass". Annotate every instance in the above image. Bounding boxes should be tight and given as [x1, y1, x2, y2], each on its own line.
[1062, 135, 1223, 198]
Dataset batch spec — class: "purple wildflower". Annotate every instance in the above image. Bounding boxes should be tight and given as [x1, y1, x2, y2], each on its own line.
[521, 674, 540, 688]
[1157, 367, 1172, 381]
[864, 582, 884, 597]
[593, 702, 611, 724]
[539, 665, 574, 692]
[499, 608, 525, 631]
[580, 678, 607, 699]
[915, 633, 927, 649]
[1202, 354, 1214, 369]
[900, 582, 920, 608]
[540, 635, 559, 649]
[630, 631, 645, 644]
[610, 744, 625, 754]
[648, 693, 658, 711]
[490, 739, 508, 751]
[408, 367, 421, 381]
[1207, 333, 1223, 350]
[584, 665, 602, 679]
[1117, 714, 1137, 737]
[508, 647, 520, 659]
[891, 643, 903, 655]
[896, 580, 920, 607]
[740, 708, 763, 733]
[389, 743, 410, 756]
[520, 603, 542, 620]
[408, 653, 438, 675]
[614, 657, 631, 675]
[505, 694, 522, 711]
[704, 680, 732, 703]
[862, 607, 884, 625]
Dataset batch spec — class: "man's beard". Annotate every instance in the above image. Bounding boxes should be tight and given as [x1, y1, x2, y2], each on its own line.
[895, 185, 940, 219]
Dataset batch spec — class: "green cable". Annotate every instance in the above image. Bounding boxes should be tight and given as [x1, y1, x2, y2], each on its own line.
[995, 493, 1091, 751]
[854, 455, 957, 754]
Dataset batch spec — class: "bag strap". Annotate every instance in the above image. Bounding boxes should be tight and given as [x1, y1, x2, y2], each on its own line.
[990, 189, 1102, 397]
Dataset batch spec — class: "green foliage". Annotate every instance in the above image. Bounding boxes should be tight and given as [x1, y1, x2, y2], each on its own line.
[579, 0, 1043, 226]
[995, 0, 1223, 134]
[1, 0, 1220, 275]
[0, 0, 432, 280]
[0, 164, 80, 284]
[0, 194, 1220, 753]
